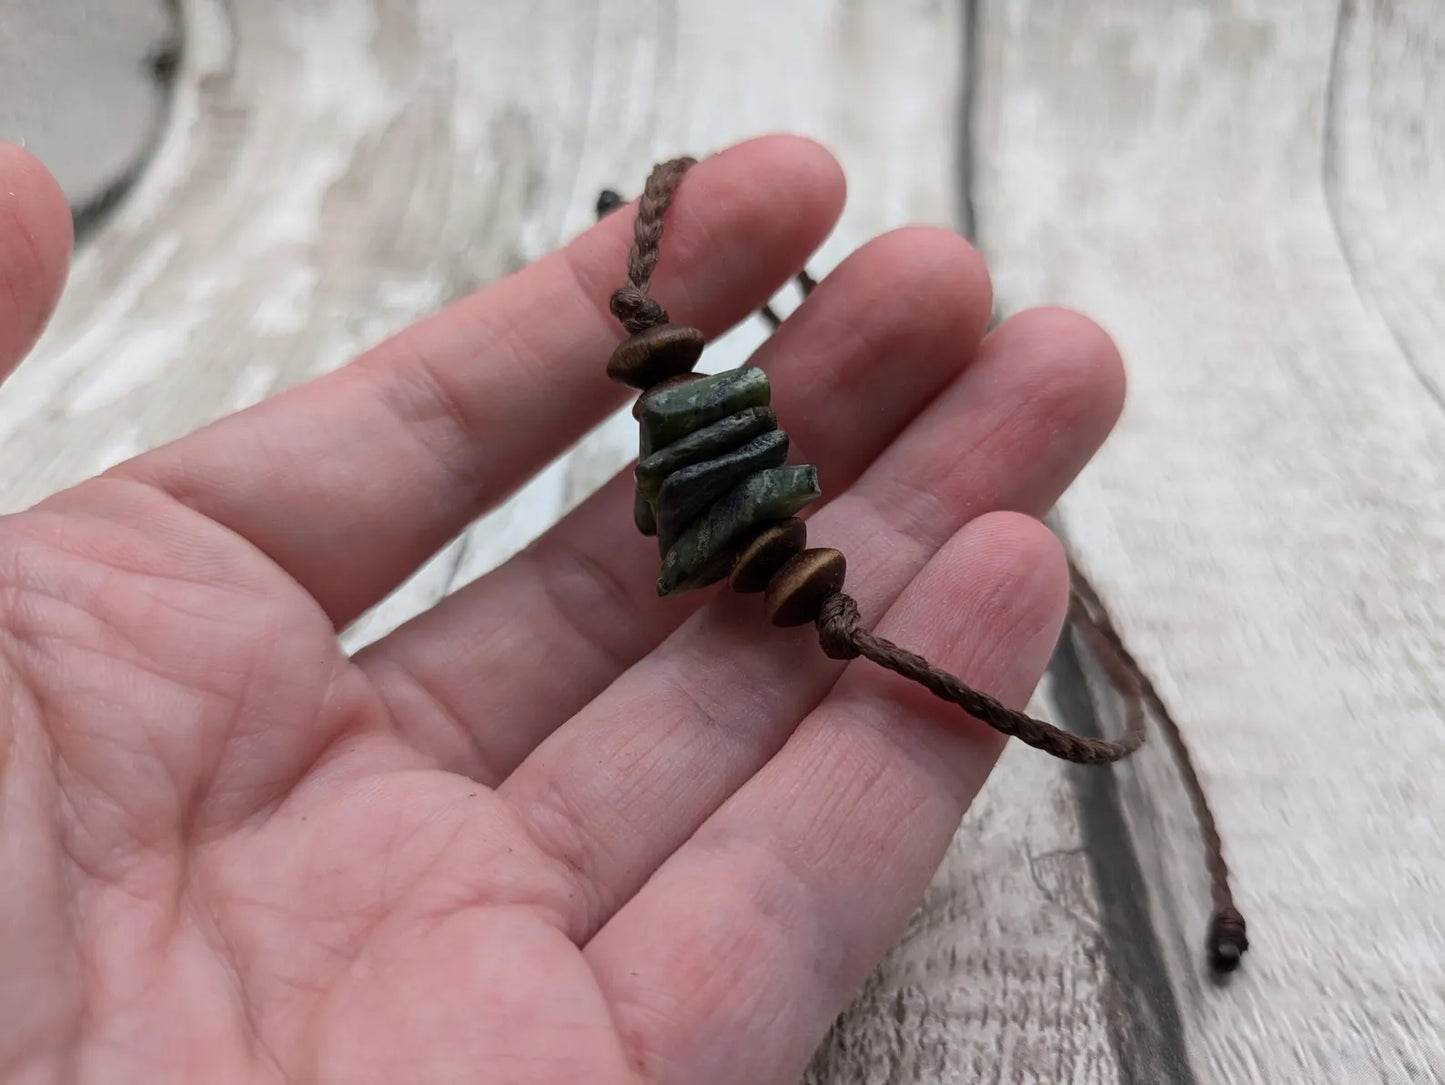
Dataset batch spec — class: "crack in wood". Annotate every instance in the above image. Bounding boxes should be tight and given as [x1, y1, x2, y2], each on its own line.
[1048, 624, 1198, 1085]
[955, 0, 980, 243]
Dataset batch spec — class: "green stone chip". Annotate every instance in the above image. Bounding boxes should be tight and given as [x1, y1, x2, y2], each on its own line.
[655, 429, 790, 551]
[656, 465, 821, 597]
[639, 366, 771, 449]
[634, 406, 777, 503]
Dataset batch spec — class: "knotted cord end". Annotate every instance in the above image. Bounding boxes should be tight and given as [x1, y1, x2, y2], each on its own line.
[1207, 905, 1249, 974]
[816, 592, 862, 660]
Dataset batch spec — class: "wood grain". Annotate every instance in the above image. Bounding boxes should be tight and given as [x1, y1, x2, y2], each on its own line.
[1326, 0, 1445, 406]
[974, 0, 1445, 1080]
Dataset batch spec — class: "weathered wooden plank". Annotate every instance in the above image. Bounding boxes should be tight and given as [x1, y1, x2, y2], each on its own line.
[973, 1, 1445, 1081]
[0, 0, 178, 221]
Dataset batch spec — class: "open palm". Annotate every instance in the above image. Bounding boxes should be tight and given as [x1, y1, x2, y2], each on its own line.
[0, 137, 1124, 1084]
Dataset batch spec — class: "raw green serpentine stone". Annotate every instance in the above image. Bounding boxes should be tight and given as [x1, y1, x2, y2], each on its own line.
[634, 425, 657, 535]
[655, 429, 790, 551]
[639, 366, 771, 449]
[634, 406, 777, 503]
[656, 465, 821, 596]
[658, 427, 791, 551]
[634, 489, 657, 535]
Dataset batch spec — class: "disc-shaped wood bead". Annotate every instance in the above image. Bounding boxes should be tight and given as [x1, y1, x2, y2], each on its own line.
[607, 324, 706, 389]
[765, 548, 847, 626]
[730, 518, 807, 593]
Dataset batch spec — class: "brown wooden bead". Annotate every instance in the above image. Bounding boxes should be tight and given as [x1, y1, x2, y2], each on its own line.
[632, 372, 704, 419]
[729, 518, 807, 593]
[607, 324, 706, 389]
[765, 548, 847, 627]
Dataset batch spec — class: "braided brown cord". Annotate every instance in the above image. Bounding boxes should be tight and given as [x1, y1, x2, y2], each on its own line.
[598, 156, 1246, 974]
[818, 577, 1244, 969]
[817, 592, 1144, 764]
[1068, 564, 1249, 971]
[610, 157, 697, 334]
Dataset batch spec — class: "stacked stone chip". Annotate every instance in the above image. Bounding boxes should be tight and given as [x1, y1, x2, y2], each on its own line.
[607, 322, 848, 623]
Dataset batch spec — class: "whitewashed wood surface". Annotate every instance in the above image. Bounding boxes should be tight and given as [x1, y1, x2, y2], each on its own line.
[4, 2, 1442, 1082]
[0, 0, 178, 220]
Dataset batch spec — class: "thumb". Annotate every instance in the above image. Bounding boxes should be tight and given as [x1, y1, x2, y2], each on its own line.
[0, 143, 73, 384]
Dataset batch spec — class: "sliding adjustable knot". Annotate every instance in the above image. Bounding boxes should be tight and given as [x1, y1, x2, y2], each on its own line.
[816, 592, 862, 660]
[599, 154, 1248, 976]
[610, 286, 669, 335]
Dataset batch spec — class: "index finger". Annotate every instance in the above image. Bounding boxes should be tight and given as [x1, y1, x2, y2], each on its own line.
[111, 135, 847, 626]
[0, 143, 73, 380]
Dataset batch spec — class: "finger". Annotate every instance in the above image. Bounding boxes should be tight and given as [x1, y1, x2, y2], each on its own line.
[359, 228, 993, 779]
[0, 143, 73, 380]
[586, 515, 1067, 1085]
[112, 135, 846, 626]
[496, 307, 1125, 940]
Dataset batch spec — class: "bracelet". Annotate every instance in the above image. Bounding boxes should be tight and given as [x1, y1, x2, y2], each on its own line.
[598, 157, 1247, 975]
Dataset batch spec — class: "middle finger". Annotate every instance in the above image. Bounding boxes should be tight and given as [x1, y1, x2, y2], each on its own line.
[358, 228, 992, 779]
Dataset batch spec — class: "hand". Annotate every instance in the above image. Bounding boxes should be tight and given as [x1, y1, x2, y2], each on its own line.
[0, 136, 1123, 1084]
